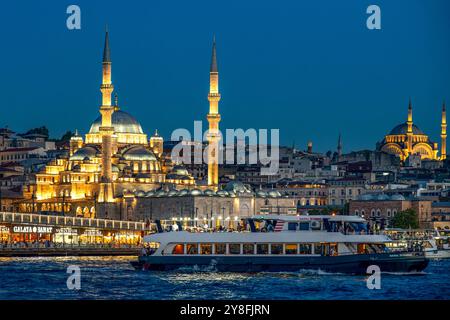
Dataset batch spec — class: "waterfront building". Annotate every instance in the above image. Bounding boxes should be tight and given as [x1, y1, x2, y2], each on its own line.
[376, 100, 446, 161]
[349, 196, 432, 229]
[327, 177, 369, 206]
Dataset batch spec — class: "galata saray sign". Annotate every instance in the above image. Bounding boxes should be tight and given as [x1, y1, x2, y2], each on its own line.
[12, 225, 54, 234]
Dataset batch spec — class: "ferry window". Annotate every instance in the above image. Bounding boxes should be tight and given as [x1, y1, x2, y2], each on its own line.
[186, 243, 198, 254]
[214, 243, 226, 254]
[172, 244, 184, 254]
[299, 243, 312, 254]
[285, 244, 298, 254]
[200, 244, 212, 255]
[314, 244, 324, 255]
[288, 222, 298, 231]
[243, 243, 254, 254]
[229, 244, 241, 254]
[257, 244, 269, 254]
[299, 222, 309, 231]
[270, 244, 283, 254]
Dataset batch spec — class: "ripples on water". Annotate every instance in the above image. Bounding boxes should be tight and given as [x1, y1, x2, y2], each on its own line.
[0, 257, 449, 300]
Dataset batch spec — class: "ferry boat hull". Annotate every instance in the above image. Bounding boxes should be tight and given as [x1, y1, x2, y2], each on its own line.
[133, 252, 428, 274]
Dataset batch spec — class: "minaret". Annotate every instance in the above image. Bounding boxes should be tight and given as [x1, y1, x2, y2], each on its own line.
[406, 98, 413, 154]
[206, 36, 221, 188]
[337, 134, 342, 157]
[441, 101, 447, 160]
[98, 28, 115, 203]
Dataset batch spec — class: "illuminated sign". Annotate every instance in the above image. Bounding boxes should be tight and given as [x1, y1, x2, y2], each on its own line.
[83, 229, 103, 237]
[55, 228, 78, 235]
[0, 226, 9, 233]
[12, 226, 54, 234]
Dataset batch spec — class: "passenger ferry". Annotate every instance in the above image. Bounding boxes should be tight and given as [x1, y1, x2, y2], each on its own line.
[384, 228, 450, 259]
[132, 215, 429, 274]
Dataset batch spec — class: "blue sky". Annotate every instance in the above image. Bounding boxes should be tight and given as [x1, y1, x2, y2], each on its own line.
[0, 0, 449, 153]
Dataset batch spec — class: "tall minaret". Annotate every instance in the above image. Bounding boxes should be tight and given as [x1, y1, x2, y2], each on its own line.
[98, 28, 115, 203]
[406, 98, 413, 153]
[206, 36, 221, 188]
[441, 101, 447, 160]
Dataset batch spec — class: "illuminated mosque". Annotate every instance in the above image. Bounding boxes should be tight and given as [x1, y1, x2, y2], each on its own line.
[377, 100, 447, 162]
[24, 31, 197, 217]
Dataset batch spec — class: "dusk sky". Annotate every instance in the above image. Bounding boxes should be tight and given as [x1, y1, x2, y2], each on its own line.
[0, 0, 449, 153]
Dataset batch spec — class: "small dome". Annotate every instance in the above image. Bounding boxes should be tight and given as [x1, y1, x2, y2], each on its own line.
[155, 190, 167, 197]
[256, 190, 268, 198]
[89, 110, 144, 134]
[171, 165, 189, 176]
[135, 190, 145, 197]
[177, 189, 190, 196]
[70, 146, 99, 161]
[217, 190, 229, 197]
[389, 123, 424, 135]
[145, 190, 156, 197]
[190, 189, 203, 196]
[358, 194, 374, 201]
[204, 189, 215, 196]
[391, 194, 406, 201]
[122, 146, 156, 161]
[112, 165, 120, 172]
[268, 190, 282, 198]
[167, 190, 179, 197]
[224, 181, 250, 193]
[376, 194, 390, 201]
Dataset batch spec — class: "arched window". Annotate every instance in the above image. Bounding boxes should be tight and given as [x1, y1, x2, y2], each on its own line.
[355, 210, 359, 215]
[376, 209, 381, 217]
[387, 209, 391, 217]
[371, 209, 375, 217]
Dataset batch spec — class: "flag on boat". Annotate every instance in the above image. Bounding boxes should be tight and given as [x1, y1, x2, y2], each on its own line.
[274, 220, 284, 232]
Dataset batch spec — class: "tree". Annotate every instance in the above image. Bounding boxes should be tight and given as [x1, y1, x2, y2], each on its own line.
[60, 130, 74, 142]
[391, 208, 419, 229]
[25, 126, 49, 138]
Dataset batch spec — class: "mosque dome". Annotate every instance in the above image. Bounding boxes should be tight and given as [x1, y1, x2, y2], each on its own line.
[358, 194, 374, 201]
[122, 146, 156, 161]
[177, 189, 190, 197]
[268, 190, 282, 198]
[389, 123, 424, 135]
[89, 110, 144, 134]
[391, 194, 406, 201]
[256, 190, 268, 198]
[376, 194, 390, 201]
[204, 189, 215, 196]
[69, 146, 100, 161]
[224, 181, 250, 193]
[171, 165, 189, 177]
[216, 190, 229, 197]
[190, 189, 203, 196]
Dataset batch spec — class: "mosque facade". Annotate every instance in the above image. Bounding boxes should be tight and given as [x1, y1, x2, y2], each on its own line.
[377, 100, 447, 162]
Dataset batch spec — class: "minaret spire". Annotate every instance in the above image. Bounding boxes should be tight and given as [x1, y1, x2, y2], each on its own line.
[98, 28, 115, 203]
[337, 133, 342, 157]
[406, 98, 413, 153]
[442, 100, 447, 160]
[210, 35, 218, 73]
[207, 35, 221, 188]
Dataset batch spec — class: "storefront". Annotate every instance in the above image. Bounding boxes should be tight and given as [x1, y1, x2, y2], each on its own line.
[0, 222, 145, 246]
[54, 227, 79, 244]
[0, 225, 9, 241]
[10, 225, 54, 242]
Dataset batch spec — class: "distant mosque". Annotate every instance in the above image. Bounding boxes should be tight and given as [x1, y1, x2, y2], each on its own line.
[377, 99, 447, 162]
